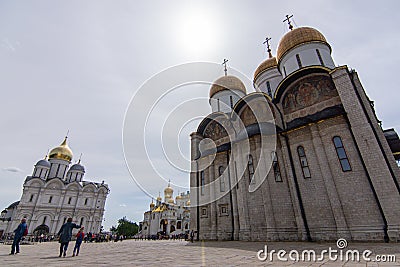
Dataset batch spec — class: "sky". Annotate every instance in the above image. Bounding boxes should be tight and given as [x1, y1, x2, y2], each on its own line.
[0, 0, 399, 230]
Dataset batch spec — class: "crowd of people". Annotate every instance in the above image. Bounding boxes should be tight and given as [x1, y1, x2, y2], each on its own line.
[4, 217, 196, 258]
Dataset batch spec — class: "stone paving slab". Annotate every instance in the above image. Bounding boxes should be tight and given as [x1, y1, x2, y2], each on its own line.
[0, 240, 399, 266]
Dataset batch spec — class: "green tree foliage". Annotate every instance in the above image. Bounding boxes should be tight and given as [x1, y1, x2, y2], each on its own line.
[112, 217, 139, 237]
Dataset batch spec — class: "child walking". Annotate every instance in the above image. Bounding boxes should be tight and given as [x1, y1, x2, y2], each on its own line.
[73, 227, 85, 257]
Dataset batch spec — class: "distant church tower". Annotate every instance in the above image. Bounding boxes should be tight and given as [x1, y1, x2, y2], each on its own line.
[190, 19, 400, 242]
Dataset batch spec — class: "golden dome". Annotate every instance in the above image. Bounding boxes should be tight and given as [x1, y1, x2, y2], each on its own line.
[150, 202, 155, 208]
[156, 196, 162, 201]
[176, 195, 182, 200]
[253, 57, 278, 81]
[168, 198, 174, 204]
[209, 75, 246, 98]
[49, 137, 73, 161]
[164, 186, 173, 195]
[277, 27, 329, 62]
[186, 200, 191, 206]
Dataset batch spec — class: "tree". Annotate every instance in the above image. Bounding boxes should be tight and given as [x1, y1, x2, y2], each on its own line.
[113, 217, 139, 237]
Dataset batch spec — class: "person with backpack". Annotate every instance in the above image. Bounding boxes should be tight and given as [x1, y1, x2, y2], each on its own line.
[72, 227, 84, 257]
[57, 218, 81, 257]
[10, 218, 28, 255]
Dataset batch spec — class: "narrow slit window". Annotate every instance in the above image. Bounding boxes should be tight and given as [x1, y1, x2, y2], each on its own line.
[283, 66, 287, 76]
[217, 99, 220, 112]
[316, 49, 325, 66]
[68, 197, 72, 205]
[84, 198, 88, 205]
[200, 171, 205, 195]
[42, 216, 47, 225]
[230, 96, 233, 108]
[297, 146, 311, 178]
[271, 152, 282, 182]
[219, 166, 225, 192]
[296, 54, 302, 68]
[29, 194, 34, 202]
[248, 155, 255, 183]
[333, 136, 352, 172]
[266, 81, 272, 97]
[48, 196, 53, 203]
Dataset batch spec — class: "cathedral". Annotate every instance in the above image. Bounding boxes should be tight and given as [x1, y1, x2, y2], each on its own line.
[189, 22, 400, 242]
[139, 182, 190, 237]
[0, 137, 109, 238]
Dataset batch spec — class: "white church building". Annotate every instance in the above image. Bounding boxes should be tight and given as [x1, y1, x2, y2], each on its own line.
[0, 136, 109, 238]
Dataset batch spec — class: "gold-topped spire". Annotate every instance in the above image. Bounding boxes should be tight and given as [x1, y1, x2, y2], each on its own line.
[283, 14, 294, 31]
[48, 136, 73, 161]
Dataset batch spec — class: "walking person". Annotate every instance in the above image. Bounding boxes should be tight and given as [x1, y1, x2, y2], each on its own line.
[72, 227, 84, 257]
[9, 218, 27, 255]
[57, 218, 81, 257]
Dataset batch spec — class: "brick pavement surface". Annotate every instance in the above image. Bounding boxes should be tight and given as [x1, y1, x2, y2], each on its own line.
[0, 240, 399, 266]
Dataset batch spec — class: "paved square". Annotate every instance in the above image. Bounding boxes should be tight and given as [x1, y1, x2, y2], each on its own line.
[1, 240, 400, 266]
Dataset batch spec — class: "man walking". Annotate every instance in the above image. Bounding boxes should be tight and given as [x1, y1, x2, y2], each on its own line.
[57, 218, 81, 257]
[10, 218, 27, 255]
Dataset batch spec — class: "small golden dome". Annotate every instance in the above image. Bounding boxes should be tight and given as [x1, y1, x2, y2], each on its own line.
[156, 196, 162, 201]
[186, 200, 191, 206]
[164, 186, 173, 195]
[49, 137, 73, 161]
[168, 198, 174, 204]
[253, 57, 278, 81]
[176, 195, 182, 200]
[277, 27, 329, 62]
[209, 75, 246, 98]
[150, 202, 155, 208]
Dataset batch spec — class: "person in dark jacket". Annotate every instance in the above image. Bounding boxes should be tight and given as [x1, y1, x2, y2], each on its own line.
[72, 227, 84, 257]
[57, 218, 80, 257]
[10, 218, 27, 255]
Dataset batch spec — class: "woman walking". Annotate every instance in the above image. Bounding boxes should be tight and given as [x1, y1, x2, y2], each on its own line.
[73, 227, 85, 256]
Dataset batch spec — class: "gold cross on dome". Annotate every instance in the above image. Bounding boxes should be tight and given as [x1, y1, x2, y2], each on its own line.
[283, 14, 294, 30]
[263, 37, 272, 58]
[222, 59, 228, 76]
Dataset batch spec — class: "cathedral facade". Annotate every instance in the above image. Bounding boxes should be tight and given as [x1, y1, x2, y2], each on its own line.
[0, 137, 109, 238]
[139, 183, 190, 237]
[189, 25, 400, 242]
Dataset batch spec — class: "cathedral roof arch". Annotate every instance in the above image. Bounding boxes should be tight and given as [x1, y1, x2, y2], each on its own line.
[273, 65, 331, 103]
[82, 183, 98, 193]
[24, 177, 45, 188]
[44, 178, 65, 190]
[65, 181, 82, 191]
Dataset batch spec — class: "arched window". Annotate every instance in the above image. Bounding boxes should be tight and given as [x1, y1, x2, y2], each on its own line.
[248, 155, 255, 183]
[296, 54, 302, 68]
[219, 166, 225, 192]
[333, 136, 351, 171]
[297, 146, 311, 178]
[200, 171, 205, 195]
[271, 152, 282, 182]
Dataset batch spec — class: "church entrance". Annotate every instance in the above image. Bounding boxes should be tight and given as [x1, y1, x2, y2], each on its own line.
[160, 219, 167, 234]
[33, 224, 49, 236]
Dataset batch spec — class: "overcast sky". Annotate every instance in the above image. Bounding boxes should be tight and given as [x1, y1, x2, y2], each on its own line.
[1, 1, 399, 230]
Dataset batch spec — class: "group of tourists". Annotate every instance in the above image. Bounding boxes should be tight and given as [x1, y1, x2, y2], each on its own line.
[9, 217, 85, 258]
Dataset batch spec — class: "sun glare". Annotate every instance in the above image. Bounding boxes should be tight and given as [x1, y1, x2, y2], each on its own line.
[175, 8, 219, 57]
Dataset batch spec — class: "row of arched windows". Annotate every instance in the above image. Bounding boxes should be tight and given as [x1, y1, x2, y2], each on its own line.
[198, 136, 351, 193]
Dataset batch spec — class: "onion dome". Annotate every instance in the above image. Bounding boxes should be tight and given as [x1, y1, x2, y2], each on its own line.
[49, 137, 73, 161]
[35, 159, 50, 168]
[277, 27, 330, 62]
[253, 57, 278, 81]
[156, 196, 162, 202]
[186, 200, 191, 206]
[176, 195, 182, 200]
[209, 75, 246, 98]
[168, 198, 174, 204]
[150, 202, 155, 209]
[70, 162, 85, 172]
